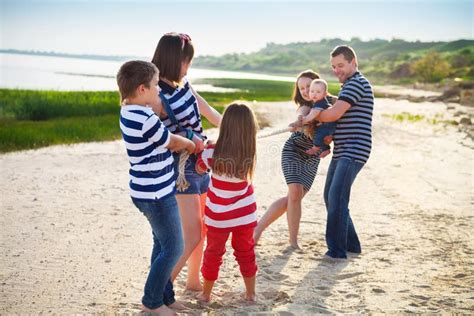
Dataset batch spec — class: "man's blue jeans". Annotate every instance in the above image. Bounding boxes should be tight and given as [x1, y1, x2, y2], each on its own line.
[323, 157, 364, 259]
[133, 195, 184, 309]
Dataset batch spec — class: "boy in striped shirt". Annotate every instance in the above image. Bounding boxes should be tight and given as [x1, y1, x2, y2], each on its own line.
[317, 46, 374, 259]
[117, 60, 195, 315]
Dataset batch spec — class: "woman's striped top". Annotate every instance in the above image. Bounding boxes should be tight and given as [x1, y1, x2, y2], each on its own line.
[158, 77, 205, 139]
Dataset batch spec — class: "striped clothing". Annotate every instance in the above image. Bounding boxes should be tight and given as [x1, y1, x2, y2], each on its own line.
[334, 72, 374, 163]
[158, 77, 205, 139]
[119, 105, 175, 202]
[281, 131, 321, 192]
[197, 147, 257, 232]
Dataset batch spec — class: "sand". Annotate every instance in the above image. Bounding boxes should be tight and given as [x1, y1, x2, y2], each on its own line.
[1, 98, 473, 314]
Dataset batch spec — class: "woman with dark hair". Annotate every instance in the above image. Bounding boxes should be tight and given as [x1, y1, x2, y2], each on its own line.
[254, 70, 333, 249]
[151, 32, 222, 292]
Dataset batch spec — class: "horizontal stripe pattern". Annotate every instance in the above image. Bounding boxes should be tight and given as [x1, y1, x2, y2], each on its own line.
[159, 77, 205, 138]
[120, 105, 175, 201]
[197, 147, 257, 232]
[334, 72, 374, 163]
[281, 132, 321, 192]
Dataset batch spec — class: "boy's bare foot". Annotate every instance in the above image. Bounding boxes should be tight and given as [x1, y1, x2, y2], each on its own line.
[318, 149, 331, 158]
[305, 146, 320, 155]
[141, 304, 177, 316]
[168, 301, 188, 311]
[196, 292, 211, 302]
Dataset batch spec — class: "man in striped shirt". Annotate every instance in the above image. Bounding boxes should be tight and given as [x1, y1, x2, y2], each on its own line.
[317, 45, 374, 259]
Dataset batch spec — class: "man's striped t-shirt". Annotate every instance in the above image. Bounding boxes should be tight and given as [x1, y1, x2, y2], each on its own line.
[120, 105, 175, 201]
[333, 72, 374, 164]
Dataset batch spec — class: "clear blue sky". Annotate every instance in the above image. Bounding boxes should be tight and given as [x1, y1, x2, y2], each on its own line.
[1, 0, 472, 57]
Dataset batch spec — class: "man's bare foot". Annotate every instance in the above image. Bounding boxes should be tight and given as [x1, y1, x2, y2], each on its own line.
[196, 292, 211, 302]
[244, 292, 257, 302]
[141, 304, 177, 316]
[318, 149, 331, 158]
[168, 301, 188, 311]
[305, 145, 320, 155]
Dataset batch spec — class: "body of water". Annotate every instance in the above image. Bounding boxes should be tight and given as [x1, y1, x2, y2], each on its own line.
[0, 53, 294, 92]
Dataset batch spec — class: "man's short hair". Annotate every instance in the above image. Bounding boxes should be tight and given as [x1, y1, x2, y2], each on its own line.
[116, 60, 158, 101]
[331, 45, 357, 63]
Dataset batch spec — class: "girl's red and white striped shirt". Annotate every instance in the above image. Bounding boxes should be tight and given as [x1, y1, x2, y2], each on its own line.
[197, 146, 257, 232]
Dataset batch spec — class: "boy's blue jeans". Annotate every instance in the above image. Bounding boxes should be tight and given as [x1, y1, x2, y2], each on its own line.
[133, 195, 184, 309]
[312, 122, 337, 151]
[323, 157, 364, 259]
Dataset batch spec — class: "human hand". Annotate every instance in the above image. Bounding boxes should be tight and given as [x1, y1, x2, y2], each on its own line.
[192, 134, 205, 154]
[323, 135, 333, 145]
[185, 139, 196, 154]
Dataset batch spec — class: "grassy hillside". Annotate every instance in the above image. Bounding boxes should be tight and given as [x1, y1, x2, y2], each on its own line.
[194, 38, 474, 83]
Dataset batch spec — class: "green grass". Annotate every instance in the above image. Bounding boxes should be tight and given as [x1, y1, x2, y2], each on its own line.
[0, 89, 119, 120]
[383, 112, 458, 125]
[0, 115, 120, 152]
[1, 78, 311, 153]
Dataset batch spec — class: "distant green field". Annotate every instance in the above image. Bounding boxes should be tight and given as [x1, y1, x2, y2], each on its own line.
[1, 78, 328, 152]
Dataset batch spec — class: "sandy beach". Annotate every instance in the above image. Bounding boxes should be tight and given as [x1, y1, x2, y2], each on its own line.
[1, 98, 473, 314]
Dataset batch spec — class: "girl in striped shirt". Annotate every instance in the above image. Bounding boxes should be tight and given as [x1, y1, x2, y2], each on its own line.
[195, 103, 259, 302]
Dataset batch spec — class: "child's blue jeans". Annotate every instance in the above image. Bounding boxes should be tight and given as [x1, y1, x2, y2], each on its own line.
[312, 122, 337, 151]
[132, 195, 184, 309]
[323, 157, 364, 258]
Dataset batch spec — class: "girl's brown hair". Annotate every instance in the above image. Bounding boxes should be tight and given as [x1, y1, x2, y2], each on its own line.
[212, 103, 259, 180]
[291, 69, 320, 108]
[151, 32, 194, 83]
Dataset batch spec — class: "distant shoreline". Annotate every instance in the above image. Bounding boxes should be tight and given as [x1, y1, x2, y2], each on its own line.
[0, 49, 142, 63]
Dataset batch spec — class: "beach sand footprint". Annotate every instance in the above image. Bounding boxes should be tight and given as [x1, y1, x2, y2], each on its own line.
[261, 268, 289, 281]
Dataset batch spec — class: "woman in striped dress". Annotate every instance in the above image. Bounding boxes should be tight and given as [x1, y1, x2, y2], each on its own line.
[254, 70, 333, 249]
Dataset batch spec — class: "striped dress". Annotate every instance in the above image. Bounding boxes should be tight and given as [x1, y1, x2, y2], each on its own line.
[197, 147, 257, 232]
[119, 105, 175, 201]
[281, 105, 321, 192]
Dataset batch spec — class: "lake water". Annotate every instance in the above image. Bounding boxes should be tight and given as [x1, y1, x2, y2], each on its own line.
[0, 53, 294, 92]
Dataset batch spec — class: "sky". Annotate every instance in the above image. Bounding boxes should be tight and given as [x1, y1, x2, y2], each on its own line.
[1, 0, 473, 57]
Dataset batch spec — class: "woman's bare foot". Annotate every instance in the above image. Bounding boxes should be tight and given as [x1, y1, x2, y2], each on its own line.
[184, 283, 203, 292]
[168, 301, 188, 311]
[289, 241, 301, 250]
[141, 304, 177, 316]
[196, 292, 211, 302]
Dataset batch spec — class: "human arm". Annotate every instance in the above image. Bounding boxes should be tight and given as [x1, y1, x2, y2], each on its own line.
[189, 85, 222, 127]
[316, 99, 351, 122]
[302, 108, 322, 125]
[288, 105, 311, 132]
[195, 146, 214, 174]
[166, 134, 195, 153]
